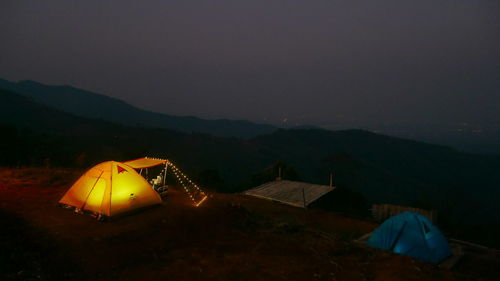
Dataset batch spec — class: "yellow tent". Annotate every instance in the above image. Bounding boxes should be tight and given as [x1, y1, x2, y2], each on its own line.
[59, 161, 162, 218]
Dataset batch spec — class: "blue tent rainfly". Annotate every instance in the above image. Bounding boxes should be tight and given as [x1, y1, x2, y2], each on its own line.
[367, 211, 452, 264]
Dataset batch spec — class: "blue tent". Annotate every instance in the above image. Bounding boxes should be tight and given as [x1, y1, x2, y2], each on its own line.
[367, 212, 451, 264]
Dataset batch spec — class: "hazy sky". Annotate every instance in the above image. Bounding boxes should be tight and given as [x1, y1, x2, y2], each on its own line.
[1, 0, 499, 129]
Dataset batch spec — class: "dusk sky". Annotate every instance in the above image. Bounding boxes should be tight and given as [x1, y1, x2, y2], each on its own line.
[1, 0, 499, 130]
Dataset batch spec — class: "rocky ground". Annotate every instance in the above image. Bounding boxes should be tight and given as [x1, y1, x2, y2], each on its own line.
[0, 168, 498, 281]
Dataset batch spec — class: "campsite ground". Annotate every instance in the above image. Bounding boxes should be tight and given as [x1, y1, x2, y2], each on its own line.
[0, 168, 498, 281]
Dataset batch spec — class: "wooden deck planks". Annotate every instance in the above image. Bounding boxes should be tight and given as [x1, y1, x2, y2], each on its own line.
[244, 180, 335, 208]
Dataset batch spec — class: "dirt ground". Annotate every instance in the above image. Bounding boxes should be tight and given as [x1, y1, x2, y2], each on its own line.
[0, 168, 498, 281]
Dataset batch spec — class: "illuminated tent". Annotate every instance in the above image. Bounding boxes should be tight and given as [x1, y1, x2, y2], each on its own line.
[367, 212, 452, 264]
[59, 161, 162, 218]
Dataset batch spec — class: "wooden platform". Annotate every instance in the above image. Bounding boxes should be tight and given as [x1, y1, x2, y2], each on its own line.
[244, 180, 335, 208]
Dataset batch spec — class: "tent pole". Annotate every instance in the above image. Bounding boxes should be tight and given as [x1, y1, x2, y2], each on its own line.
[81, 170, 104, 211]
[109, 165, 113, 217]
[390, 221, 407, 251]
[163, 163, 168, 187]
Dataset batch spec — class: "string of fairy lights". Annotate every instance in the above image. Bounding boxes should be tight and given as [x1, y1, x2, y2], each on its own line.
[164, 160, 207, 206]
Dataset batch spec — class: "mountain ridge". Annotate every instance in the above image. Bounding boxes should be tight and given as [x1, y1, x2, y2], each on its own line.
[3, 78, 499, 155]
[0, 78, 277, 138]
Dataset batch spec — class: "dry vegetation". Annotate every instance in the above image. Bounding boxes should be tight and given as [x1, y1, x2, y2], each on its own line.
[0, 168, 498, 281]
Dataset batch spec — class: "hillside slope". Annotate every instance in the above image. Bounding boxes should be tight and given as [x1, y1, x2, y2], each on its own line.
[253, 129, 500, 207]
[8, 168, 493, 281]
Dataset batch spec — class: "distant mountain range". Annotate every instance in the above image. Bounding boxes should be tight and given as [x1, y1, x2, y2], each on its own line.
[2, 87, 500, 230]
[2, 78, 499, 155]
[0, 78, 277, 139]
